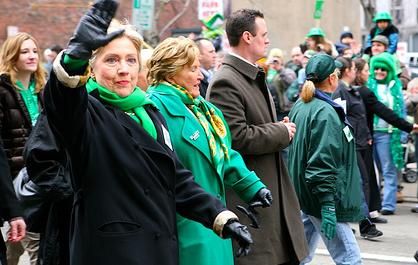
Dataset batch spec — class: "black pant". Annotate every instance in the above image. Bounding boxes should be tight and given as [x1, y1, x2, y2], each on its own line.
[357, 146, 382, 212]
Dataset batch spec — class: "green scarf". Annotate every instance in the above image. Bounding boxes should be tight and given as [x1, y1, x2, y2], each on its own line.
[86, 78, 157, 139]
[16, 80, 39, 126]
[149, 82, 229, 172]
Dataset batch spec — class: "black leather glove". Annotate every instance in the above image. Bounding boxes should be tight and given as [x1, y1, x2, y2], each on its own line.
[250, 187, 273, 208]
[222, 219, 253, 257]
[66, 0, 124, 60]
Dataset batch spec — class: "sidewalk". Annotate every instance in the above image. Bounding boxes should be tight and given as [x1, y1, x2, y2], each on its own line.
[310, 181, 418, 265]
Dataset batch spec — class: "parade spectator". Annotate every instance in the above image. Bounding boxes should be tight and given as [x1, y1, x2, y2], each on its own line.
[353, 58, 417, 222]
[365, 12, 399, 54]
[368, 52, 405, 215]
[404, 78, 418, 213]
[195, 38, 216, 98]
[305, 27, 338, 57]
[332, 57, 383, 239]
[285, 46, 304, 75]
[288, 54, 363, 264]
[0, 145, 26, 265]
[43, 45, 63, 77]
[336, 31, 362, 57]
[265, 48, 283, 83]
[207, 8, 308, 265]
[0, 32, 46, 265]
[43, 1, 253, 264]
[364, 35, 411, 90]
[147, 36, 272, 265]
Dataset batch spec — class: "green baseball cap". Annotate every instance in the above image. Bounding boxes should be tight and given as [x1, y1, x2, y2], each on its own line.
[305, 54, 343, 82]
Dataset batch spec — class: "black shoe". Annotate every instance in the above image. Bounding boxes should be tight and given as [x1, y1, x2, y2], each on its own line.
[370, 216, 388, 224]
[411, 207, 418, 213]
[380, 209, 394, 215]
[360, 225, 383, 239]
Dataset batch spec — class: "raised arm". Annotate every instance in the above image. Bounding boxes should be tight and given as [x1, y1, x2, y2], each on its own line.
[44, 0, 124, 146]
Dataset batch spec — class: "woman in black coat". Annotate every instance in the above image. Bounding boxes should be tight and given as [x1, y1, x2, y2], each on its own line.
[44, 1, 254, 265]
[353, 58, 417, 223]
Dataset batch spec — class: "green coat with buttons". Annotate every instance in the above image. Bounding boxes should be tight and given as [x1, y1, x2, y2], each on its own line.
[147, 83, 265, 265]
[288, 96, 363, 222]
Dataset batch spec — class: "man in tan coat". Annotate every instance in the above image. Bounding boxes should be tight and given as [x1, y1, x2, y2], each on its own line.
[206, 9, 308, 265]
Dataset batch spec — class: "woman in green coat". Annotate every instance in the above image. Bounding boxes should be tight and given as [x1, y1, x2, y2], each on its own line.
[288, 54, 363, 264]
[147, 37, 271, 265]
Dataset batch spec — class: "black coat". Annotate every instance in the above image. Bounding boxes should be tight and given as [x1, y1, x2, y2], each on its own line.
[199, 71, 209, 98]
[333, 82, 371, 149]
[0, 144, 22, 264]
[44, 70, 227, 265]
[0, 74, 42, 177]
[358, 85, 413, 133]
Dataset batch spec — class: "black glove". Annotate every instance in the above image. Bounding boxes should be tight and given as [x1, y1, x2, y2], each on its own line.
[222, 219, 253, 257]
[250, 187, 273, 208]
[66, 0, 124, 60]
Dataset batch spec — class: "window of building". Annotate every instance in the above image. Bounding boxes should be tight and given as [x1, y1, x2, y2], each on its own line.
[391, 0, 404, 24]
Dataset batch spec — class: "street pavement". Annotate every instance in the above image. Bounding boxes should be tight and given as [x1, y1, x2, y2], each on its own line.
[16, 182, 418, 265]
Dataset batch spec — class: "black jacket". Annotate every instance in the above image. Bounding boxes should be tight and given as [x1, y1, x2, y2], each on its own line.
[357, 85, 413, 133]
[0, 144, 22, 264]
[44, 68, 227, 265]
[333, 82, 371, 149]
[0, 74, 42, 177]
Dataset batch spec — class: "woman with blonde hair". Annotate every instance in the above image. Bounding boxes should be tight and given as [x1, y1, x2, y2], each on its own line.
[43, 1, 253, 264]
[288, 54, 363, 264]
[0, 32, 46, 265]
[146, 36, 271, 265]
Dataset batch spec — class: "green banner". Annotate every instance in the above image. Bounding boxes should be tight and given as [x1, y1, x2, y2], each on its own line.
[313, 0, 324, 19]
[133, 0, 139, 9]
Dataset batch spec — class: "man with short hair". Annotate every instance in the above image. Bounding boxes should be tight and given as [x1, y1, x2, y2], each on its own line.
[285, 46, 303, 75]
[207, 9, 308, 265]
[195, 38, 216, 98]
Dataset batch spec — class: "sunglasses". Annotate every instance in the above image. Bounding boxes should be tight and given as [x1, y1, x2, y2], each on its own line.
[375, 67, 388, 72]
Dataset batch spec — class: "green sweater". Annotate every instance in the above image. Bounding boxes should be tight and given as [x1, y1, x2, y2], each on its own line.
[288, 97, 363, 222]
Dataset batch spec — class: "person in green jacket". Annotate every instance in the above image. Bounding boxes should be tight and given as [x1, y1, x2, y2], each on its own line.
[146, 37, 272, 265]
[288, 54, 363, 264]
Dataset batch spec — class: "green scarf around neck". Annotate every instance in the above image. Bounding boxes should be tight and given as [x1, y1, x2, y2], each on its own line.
[16, 79, 39, 126]
[86, 78, 157, 139]
[148, 82, 229, 172]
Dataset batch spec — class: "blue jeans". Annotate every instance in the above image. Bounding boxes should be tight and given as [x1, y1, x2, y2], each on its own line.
[300, 212, 362, 265]
[373, 132, 398, 212]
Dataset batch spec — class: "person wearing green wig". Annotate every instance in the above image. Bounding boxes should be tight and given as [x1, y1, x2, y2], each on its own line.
[147, 36, 272, 265]
[368, 52, 405, 215]
[43, 1, 254, 264]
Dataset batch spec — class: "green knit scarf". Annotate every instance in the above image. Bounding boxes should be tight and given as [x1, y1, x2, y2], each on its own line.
[86, 78, 157, 139]
[16, 80, 39, 126]
[148, 82, 229, 173]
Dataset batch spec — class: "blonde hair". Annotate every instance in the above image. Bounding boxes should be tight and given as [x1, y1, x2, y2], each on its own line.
[300, 69, 339, 103]
[147, 37, 199, 84]
[89, 19, 143, 70]
[0, 32, 46, 93]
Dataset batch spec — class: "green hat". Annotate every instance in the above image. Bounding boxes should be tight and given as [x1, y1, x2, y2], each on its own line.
[373, 12, 392, 22]
[305, 54, 342, 82]
[306, 27, 325, 37]
[369, 52, 396, 84]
